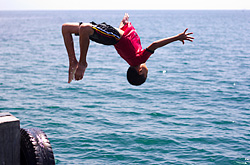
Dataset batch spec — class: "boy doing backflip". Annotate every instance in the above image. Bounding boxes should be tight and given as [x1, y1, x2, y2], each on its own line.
[62, 13, 194, 85]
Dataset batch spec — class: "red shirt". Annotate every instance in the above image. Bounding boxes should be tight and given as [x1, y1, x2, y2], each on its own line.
[114, 22, 152, 66]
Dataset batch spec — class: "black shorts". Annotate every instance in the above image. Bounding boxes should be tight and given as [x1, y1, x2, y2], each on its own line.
[78, 22, 121, 45]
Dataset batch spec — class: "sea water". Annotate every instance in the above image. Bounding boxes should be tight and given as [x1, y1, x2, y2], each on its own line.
[0, 10, 250, 164]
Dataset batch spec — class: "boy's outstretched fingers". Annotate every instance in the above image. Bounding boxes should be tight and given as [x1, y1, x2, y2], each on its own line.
[184, 28, 188, 33]
[186, 32, 193, 35]
[177, 28, 194, 44]
[184, 28, 194, 43]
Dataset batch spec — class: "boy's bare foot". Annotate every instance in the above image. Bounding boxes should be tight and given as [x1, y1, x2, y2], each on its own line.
[68, 61, 78, 83]
[74, 63, 88, 81]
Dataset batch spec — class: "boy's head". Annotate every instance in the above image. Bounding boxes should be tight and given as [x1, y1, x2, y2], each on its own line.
[127, 63, 148, 86]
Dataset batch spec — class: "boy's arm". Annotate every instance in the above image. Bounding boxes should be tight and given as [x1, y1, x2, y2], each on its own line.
[147, 29, 194, 52]
[119, 13, 129, 29]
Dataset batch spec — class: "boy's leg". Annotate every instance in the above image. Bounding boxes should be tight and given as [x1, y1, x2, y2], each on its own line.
[62, 23, 94, 83]
[74, 23, 94, 81]
[62, 23, 80, 83]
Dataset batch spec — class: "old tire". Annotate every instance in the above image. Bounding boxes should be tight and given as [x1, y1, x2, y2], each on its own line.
[20, 128, 55, 165]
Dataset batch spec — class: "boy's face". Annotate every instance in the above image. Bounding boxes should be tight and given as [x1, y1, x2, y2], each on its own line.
[138, 63, 148, 78]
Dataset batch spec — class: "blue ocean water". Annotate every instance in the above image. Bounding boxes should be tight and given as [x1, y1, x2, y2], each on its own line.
[0, 10, 250, 164]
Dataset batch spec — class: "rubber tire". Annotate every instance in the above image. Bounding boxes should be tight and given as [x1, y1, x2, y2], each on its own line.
[20, 128, 55, 165]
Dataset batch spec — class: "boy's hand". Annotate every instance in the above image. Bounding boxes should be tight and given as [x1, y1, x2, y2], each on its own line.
[177, 28, 194, 44]
[119, 13, 129, 29]
[122, 13, 129, 24]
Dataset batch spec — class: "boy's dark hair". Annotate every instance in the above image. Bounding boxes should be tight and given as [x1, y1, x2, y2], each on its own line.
[127, 67, 146, 86]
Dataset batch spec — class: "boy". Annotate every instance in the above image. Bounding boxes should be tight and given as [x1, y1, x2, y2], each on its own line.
[62, 13, 194, 85]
